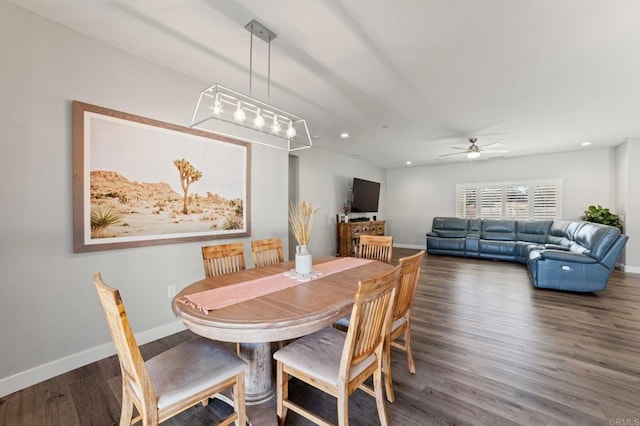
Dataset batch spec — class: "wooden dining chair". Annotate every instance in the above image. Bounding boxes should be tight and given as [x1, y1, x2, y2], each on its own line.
[357, 235, 393, 264]
[383, 250, 425, 403]
[251, 237, 285, 267]
[202, 243, 246, 278]
[273, 265, 400, 426]
[93, 273, 247, 426]
[334, 250, 425, 403]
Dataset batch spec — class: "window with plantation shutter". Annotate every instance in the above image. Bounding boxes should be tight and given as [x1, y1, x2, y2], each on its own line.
[456, 180, 561, 220]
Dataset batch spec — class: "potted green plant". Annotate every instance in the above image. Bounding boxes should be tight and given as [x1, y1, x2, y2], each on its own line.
[580, 205, 623, 231]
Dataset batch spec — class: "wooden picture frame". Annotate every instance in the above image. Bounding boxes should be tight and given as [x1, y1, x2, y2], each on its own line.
[73, 101, 251, 253]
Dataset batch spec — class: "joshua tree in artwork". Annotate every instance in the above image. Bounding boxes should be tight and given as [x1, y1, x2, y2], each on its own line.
[173, 158, 203, 214]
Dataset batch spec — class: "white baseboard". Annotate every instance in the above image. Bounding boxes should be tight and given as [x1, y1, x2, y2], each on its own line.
[621, 264, 640, 274]
[393, 243, 426, 250]
[0, 321, 186, 398]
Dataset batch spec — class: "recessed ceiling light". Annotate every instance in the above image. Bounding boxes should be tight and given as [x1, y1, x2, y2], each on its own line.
[405, 161, 412, 165]
[340, 132, 349, 139]
[581, 141, 592, 146]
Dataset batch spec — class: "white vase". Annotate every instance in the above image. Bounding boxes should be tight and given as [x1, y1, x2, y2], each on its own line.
[295, 244, 313, 275]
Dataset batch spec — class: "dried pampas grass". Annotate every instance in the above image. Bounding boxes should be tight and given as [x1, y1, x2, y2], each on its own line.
[289, 201, 319, 245]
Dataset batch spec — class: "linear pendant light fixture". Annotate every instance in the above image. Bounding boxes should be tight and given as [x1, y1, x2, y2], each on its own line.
[191, 20, 312, 152]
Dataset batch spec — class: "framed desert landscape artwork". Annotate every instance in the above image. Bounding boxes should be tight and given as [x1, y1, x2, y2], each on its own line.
[72, 101, 251, 253]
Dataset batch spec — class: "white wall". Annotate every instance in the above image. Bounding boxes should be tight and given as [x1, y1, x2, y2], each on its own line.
[386, 149, 617, 248]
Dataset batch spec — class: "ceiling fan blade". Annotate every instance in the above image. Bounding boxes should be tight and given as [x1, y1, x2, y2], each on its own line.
[483, 149, 509, 154]
[450, 146, 467, 150]
[479, 142, 503, 149]
[438, 151, 467, 157]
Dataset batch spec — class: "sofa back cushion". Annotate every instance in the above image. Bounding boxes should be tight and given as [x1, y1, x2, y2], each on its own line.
[432, 217, 469, 238]
[573, 222, 621, 261]
[481, 219, 516, 241]
[546, 220, 576, 247]
[516, 220, 552, 243]
[546, 220, 571, 245]
[565, 221, 584, 241]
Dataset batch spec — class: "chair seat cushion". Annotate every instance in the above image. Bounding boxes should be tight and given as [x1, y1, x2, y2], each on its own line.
[273, 327, 376, 387]
[145, 337, 247, 410]
[337, 315, 406, 333]
[391, 316, 407, 333]
[334, 315, 350, 328]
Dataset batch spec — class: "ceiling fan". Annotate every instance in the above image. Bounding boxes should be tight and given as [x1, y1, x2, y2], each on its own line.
[439, 138, 509, 159]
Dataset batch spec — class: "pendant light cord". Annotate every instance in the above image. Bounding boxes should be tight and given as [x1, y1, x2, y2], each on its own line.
[268, 37, 271, 103]
[249, 29, 253, 96]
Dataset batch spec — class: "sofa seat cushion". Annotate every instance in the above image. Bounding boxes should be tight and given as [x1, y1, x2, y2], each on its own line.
[427, 237, 465, 252]
[479, 239, 516, 256]
[515, 241, 540, 259]
[569, 243, 591, 255]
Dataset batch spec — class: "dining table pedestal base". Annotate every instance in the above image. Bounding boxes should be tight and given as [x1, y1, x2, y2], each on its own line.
[238, 342, 275, 405]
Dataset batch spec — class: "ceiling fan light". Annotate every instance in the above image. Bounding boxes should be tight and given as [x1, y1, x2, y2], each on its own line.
[467, 151, 481, 159]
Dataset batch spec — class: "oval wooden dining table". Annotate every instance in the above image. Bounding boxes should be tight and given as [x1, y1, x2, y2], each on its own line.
[172, 256, 394, 405]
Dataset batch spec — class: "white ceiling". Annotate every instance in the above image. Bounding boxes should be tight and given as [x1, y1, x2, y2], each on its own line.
[11, 0, 640, 168]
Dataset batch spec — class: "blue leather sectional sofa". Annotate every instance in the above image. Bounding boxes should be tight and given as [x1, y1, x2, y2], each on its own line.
[426, 217, 628, 292]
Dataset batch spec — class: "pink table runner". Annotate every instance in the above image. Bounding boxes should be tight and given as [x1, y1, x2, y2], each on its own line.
[177, 257, 374, 314]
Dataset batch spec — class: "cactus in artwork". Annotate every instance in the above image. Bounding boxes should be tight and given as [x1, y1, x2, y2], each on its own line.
[173, 158, 203, 214]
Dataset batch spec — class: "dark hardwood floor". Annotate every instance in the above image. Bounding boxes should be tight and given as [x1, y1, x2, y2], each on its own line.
[2, 248, 639, 425]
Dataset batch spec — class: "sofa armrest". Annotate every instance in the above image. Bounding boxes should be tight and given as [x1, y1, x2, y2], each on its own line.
[538, 250, 598, 264]
[543, 244, 569, 251]
[426, 232, 439, 237]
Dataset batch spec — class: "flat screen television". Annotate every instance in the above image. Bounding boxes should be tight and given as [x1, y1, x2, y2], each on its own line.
[351, 178, 381, 213]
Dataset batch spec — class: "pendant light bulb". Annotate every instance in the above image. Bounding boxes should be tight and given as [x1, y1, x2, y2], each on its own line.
[271, 114, 281, 134]
[211, 93, 223, 116]
[286, 120, 297, 139]
[254, 108, 265, 129]
[233, 101, 246, 122]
